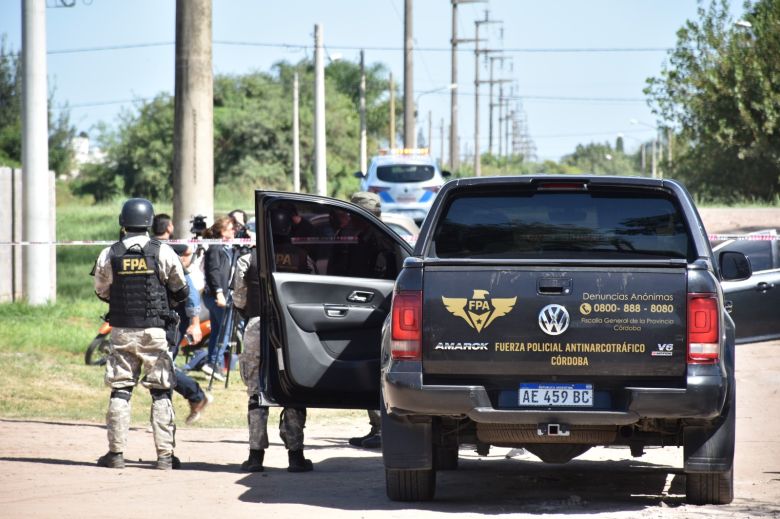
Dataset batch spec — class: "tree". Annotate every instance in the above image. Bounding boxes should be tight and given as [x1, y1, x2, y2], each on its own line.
[561, 142, 638, 175]
[0, 37, 75, 176]
[645, 0, 780, 202]
[73, 57, 396, 202]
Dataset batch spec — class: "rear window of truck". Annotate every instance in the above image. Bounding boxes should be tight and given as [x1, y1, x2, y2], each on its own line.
[432, 190, 693, 260]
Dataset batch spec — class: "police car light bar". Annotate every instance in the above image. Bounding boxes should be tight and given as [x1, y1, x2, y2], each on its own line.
[378, 147, 430, 156]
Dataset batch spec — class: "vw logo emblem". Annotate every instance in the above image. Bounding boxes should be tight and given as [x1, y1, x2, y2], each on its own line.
[538, 304, 570, 336]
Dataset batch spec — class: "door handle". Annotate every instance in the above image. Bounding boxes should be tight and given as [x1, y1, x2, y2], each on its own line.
[324, 305, 348, 318]
[756, 282, 774, 292]
[347, 290, 374, 303]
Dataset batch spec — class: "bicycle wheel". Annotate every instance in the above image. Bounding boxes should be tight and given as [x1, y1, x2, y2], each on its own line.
[85, 334, 111, 366]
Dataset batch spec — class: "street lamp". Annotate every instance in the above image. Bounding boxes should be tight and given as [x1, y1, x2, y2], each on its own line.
[412, 83, 457, 148]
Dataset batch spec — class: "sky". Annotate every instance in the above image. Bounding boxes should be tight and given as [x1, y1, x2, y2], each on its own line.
[1, 0, 746, 163]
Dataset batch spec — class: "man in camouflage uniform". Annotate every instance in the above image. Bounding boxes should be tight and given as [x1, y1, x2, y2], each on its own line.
[92, 198, 189, 470]
[347, 192, 383, 449]
[233, 207, 313, 472]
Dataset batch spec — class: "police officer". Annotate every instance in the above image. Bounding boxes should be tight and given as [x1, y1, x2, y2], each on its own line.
[347, 192, 383, 449]
[92, 198, 189, 470]
[233, 208, 313, 473]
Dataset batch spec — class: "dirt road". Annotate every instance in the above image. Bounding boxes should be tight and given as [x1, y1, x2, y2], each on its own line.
[1, 340, 778, 518]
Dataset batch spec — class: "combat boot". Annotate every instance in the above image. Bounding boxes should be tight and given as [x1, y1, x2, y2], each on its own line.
[156, 453, 181, 470]
[97, 451, 125, 469]
[361, 432, 381, 449]
[348, 424, 379, 447]
[240, 449, 265, 472]
[287, 449, 313, 473]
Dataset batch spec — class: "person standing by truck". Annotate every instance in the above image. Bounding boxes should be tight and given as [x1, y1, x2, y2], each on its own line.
[233, 207, 314, 472]
[92, 198, 189, 470]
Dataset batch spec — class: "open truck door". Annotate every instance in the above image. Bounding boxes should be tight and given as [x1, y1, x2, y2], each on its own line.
[254, 191, 413, 409]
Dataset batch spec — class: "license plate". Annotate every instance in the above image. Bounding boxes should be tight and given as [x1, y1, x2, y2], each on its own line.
[397, 196, 417, 203]
[519, 383, 593, 407]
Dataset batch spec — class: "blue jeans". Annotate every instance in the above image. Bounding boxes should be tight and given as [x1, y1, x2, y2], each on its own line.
[203, 292, 225, 368]
[174, 368, 205, 403]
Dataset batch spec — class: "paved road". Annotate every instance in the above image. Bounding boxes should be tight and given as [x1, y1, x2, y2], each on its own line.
[1, 342, 779, 518]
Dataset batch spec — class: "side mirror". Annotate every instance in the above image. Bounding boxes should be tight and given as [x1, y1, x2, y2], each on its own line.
[442, 170, 452, 178]
[720, 251, 752, 281]
[354, 171, 365, 179]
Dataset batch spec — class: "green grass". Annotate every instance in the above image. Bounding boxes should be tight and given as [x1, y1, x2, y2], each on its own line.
[1, 197, 359, 429]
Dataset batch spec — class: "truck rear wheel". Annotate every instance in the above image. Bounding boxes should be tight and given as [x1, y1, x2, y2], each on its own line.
[385, 468, 436, 501]
[686, 467, 734, 505]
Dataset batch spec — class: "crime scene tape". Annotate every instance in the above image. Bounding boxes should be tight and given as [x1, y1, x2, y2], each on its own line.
[0, 233, 776, 246]
[0, 238, 256, 246]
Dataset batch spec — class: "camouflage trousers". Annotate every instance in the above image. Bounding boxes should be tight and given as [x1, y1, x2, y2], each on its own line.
[240, 316, 306, 451]
[104, 327, 176, 456]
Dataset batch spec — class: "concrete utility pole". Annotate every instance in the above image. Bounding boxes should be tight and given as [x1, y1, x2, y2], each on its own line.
[450, 0, 485, 173]
[651, 137, 657, 179]
[487, 55, 509, 156]
[473, 11, 499, 177]
[439, 118, 445, 168]
[359, 50, 367, 173]
[497, 83, 504, 157]
[427, 110, 432, 155]
[403, 0, 414, 148]
[389, 72, 396, 148]
[314, 24, 327, 196]
[173, 0, 213, 240]
[292, 72, 300, 192]
[21, 0, 52, 304]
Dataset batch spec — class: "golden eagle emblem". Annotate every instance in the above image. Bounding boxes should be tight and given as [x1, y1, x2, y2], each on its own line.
[442, 289, 517, 332]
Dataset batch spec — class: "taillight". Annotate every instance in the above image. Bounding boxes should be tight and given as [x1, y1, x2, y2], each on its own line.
[368, 186, 390, 194]
[423, 185, 441, 193]
[687, 293, 719, 364]
[391, 291, 422, 360]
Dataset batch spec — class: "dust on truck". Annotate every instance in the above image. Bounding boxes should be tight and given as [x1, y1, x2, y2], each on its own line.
[381, 175, 751, 504]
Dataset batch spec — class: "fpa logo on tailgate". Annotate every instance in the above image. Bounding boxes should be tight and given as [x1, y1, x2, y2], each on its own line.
[441, 289, 516, 332]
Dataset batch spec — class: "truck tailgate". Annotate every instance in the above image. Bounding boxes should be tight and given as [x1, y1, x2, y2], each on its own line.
[422, 265, 687, 379]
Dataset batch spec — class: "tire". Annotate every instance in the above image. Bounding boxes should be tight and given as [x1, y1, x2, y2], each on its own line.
[85, 334, 110, 366]
[686, 467, 734, 505]
[385, 468, 436, 502]
[434, 445, 458, 471]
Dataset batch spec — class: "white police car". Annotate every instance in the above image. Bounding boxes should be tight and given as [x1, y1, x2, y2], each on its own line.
[355, 148, 450, 224]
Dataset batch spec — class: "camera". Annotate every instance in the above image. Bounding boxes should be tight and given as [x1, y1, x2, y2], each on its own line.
[190, 215, 208, 236]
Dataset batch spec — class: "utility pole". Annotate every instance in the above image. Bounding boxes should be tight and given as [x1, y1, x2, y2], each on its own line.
[427, 110, 432, 155]
[651, 137, 657, 179]
[487, 55, 509, 157]
[439, 118, 445, 168]
[292, 72, 300, 192]
[403, 0, 414, 148]
[389, 72, 396, 148]
[314, 24, 326, 196]
[21, 0, 52, 304]
[474, 11, 499, 177]
[450, 0, 485, 173]
[641, 143, 646, 175]
[173, 0, 213, 240]
[497, 83, 504, 157]
[359, 50, 367, 173]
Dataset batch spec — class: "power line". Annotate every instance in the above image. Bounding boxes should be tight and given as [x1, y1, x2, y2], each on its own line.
[47, 40, 672, 56]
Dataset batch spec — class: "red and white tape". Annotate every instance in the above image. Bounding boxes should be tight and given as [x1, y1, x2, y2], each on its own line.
[0, 234, 775, 246]
[0, 238, 255, 246]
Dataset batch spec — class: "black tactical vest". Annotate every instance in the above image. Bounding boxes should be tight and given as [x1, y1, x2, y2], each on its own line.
[245, 250, 261, 318]
[108, 239, 170, 328]
[274, 242, 311, 274]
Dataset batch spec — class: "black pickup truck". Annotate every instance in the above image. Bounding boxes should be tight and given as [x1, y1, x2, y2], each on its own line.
[253, 176, 752, 505]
